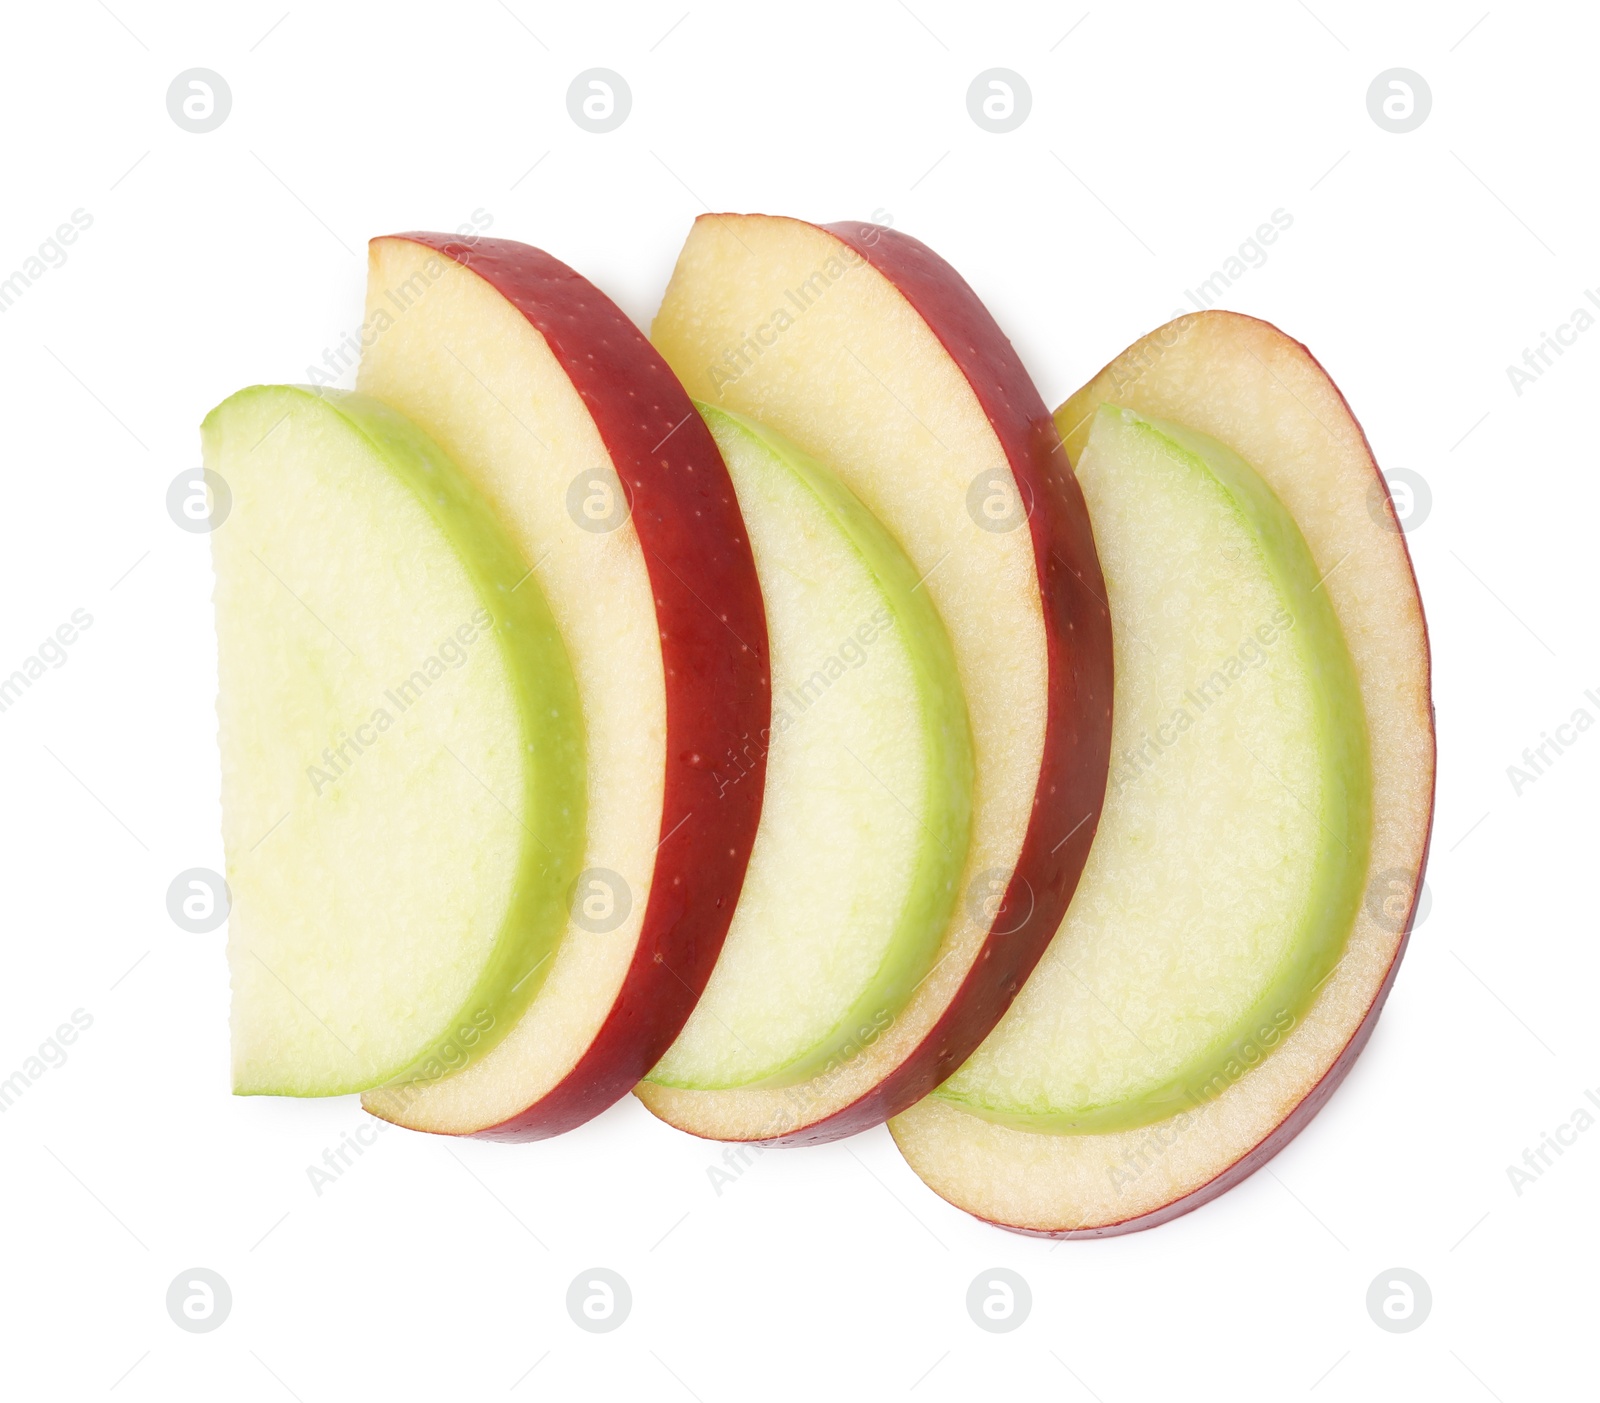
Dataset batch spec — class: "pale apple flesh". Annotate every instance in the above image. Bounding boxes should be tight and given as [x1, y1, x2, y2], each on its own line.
[207, 385, 583, 1096]
[640, 215, 1113, 1143]
[356, 234, 769, 1138]
[647, 404, 974, 1091]
[890, 311, 1434, 1234]
[938, 404, 1370, 1132]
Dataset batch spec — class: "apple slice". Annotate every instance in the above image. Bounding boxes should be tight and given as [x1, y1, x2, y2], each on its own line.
[890, 311, 1435, 1235]
[641, 215, 1113, 1142]
[207, 385, 583, 1096]
[644, 404, 974, 1092]
[937, 403, 1371, 1131]
[356, 234, 769, 1139]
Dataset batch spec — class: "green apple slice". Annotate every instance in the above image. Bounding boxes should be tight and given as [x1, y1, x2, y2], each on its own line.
[937, 404, 1370, 1132]
[646, 405, 974, 1090]
[206, 385, 584, 1097]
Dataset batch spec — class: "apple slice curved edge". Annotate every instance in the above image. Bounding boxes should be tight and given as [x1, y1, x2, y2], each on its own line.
[645, 404, 975, 1094]
[356, 233, 770, 1140]
[210, 385, 584, 1097]
[890, 310, 1435, 1235]
[938, 405, 1372, 1134]
[639, 214, 1114, 1144]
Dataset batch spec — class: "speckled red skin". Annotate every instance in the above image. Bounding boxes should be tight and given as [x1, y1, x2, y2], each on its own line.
[731, 220, 1114, 1146]
[380, 233, 770, 1141]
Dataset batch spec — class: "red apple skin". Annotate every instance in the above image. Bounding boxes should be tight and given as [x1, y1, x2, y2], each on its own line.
[740, 221, 1114, 1146]
[382, 233, 770, 1141]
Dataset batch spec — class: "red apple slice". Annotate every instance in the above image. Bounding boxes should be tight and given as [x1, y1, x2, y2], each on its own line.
[640, 215, 1114, 1144]
[890, 311, 1435, 1234]
[356, 233, 769, 1139]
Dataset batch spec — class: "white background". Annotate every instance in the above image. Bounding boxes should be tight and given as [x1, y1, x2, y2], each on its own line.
[0, 1, 1593, 1398]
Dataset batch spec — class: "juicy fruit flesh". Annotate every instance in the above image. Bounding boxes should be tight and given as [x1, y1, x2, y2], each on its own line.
[208, 386, 583, 1096]
[940, 406, 1370, 1131]
[641, 213, 1052, 1133]
[357, 239, 669, 1133]
[890, 310, 1433, 1235]
[649, 407, 973, 1090]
